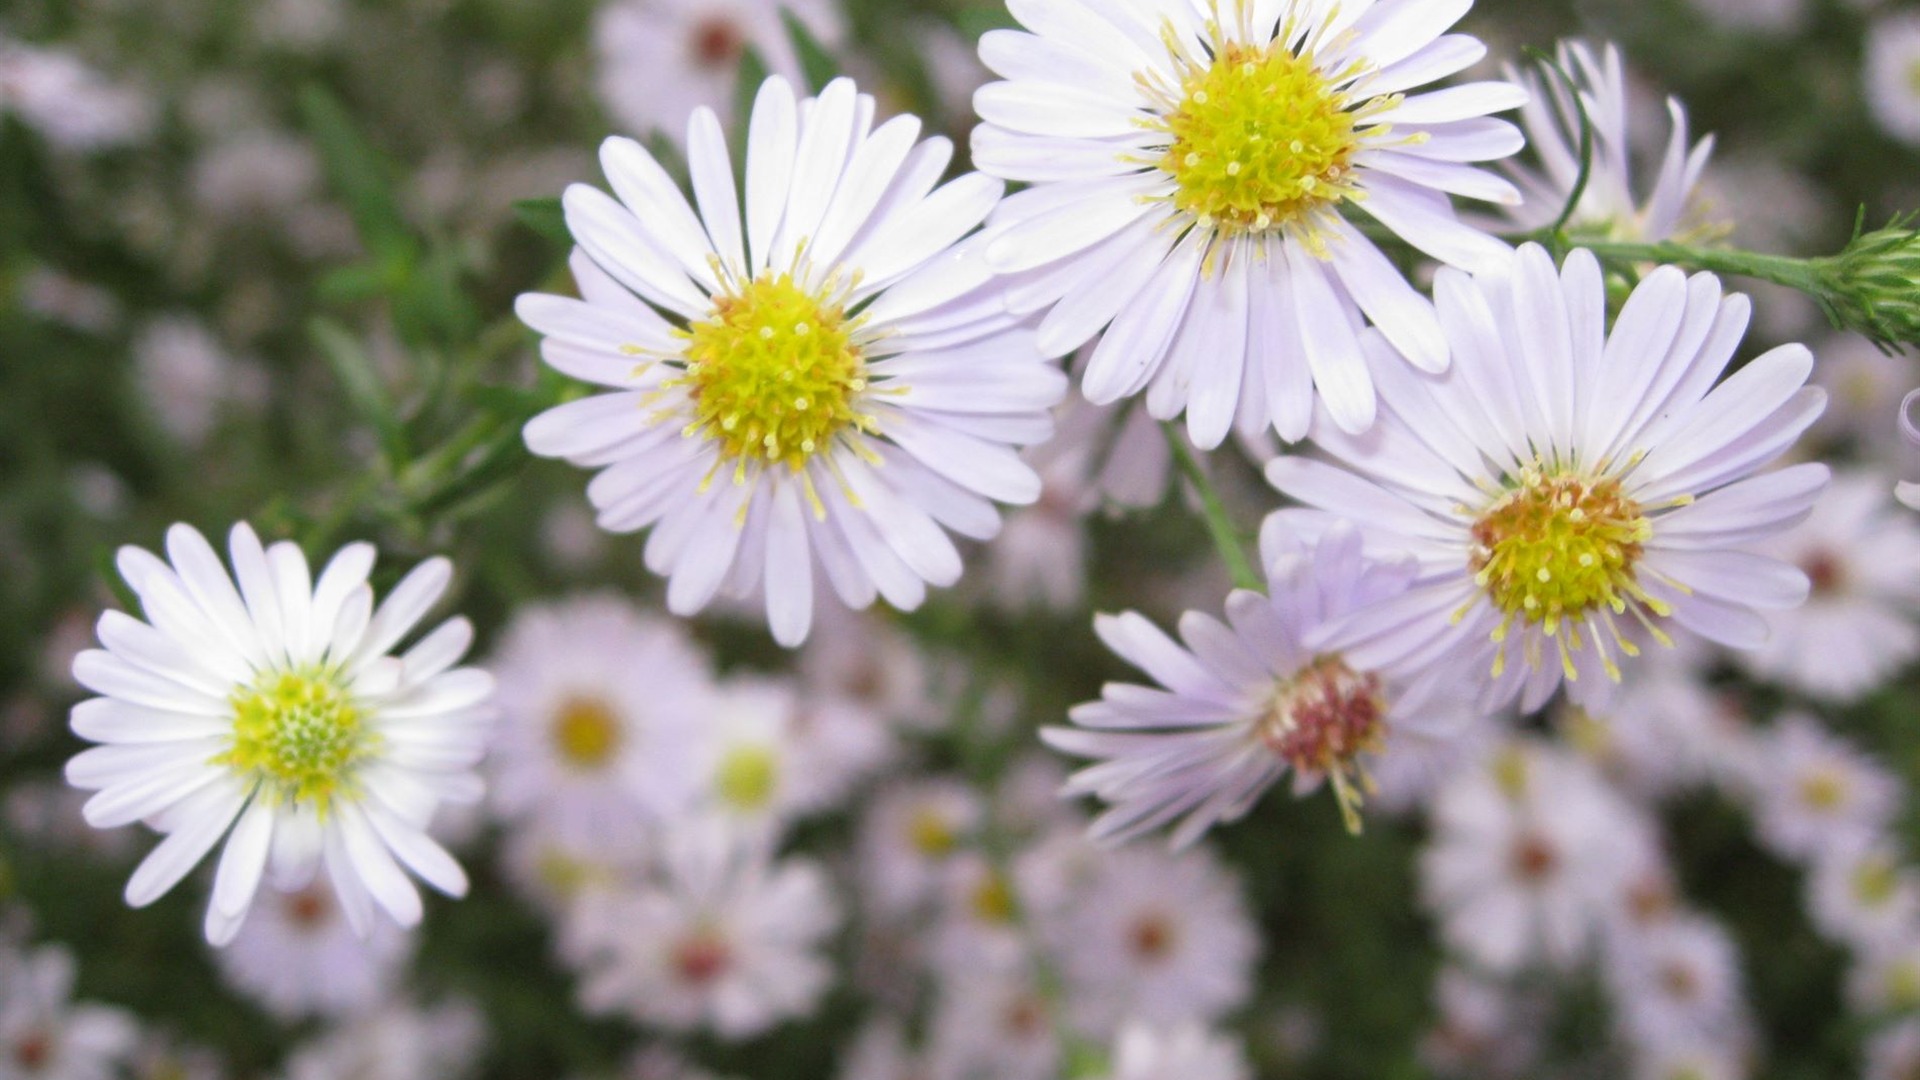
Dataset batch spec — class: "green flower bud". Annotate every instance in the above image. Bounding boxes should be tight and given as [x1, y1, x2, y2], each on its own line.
[1815, 214, 1920, 353]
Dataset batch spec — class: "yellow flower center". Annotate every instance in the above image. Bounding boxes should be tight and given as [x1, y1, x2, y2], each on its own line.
[1258, 655, 1386, 833]
[907, 806, 960, 857]
[970, 871, 1018, 924]
[675, 273, 871, 473]
[1154, 33, 1366, 239]
[1470, 464, 1666, 679]
[1854, 856, 1901, 907]
[219, 668, 371, 811]
[1799, 766, 1848, 812]
[550, 696, 622, 769]
[715, 744, 779, 811]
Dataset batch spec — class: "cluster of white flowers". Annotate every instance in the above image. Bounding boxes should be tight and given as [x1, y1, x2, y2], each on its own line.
[13, 0, 1920, 1075]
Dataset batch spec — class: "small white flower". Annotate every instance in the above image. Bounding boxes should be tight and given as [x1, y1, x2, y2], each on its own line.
[0, 943, 140, 1080]
[565, 823, 840, 1038]
[278, 999, 485, 1080]
[973, 0, 1527, 444]
[1736, 470, 1920, 701]
[1848, 933, 1920, 1014]
[486, 595, 718, 844]
[213, 878, 412, 1020]
[1746, 714, 1899, 862]
[1869, 15, 1920, 146]
[519, 76, 1064, 646]
[592, 0, 842, 137]
[1807, 837, 1920, 951]
[1422, 741, 1657, 974]
[926, 964, 1064, 1080]
[1867, 1019, 1920, 1080]
[1268, 244, 1829, 713]
[1556, 653, 1723, 799]
[0, 36, 152, 151]
[1044, 844, 1259, 1038]
[693, 675, 891, 832]
[64, 523, 493, 944]
[1602, 913, 1749, 1060]
[132, 317, 263, 448]
[1046, 522, 1477, 843]
[1100, 1021, 1251, 1080]
[856, 778, 984, 919]
[1501, 42, 1719, 244]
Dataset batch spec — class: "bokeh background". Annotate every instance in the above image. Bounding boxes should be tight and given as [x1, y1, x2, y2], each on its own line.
[4, 0, 1920, 1077]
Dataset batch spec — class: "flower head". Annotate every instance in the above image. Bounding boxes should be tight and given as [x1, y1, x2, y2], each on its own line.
[1268, 244, 1829, 713]
[1045, 522, 1476, 843]
[973, 0, 1527, 443]
[520, 75, 1065, 646]
[64, 523, 492, 944]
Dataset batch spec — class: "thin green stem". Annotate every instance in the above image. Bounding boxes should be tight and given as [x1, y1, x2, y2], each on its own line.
[1569, 238, 1832, 296]
[1162, 423, 1262, 592]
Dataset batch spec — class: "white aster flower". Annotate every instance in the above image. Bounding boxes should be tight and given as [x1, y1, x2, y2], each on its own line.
[926, 964, 1065, 1080]
[1807, 837, 1920, 951]
[1045, 844, 1259, 1037]
[1422, 741, 1658, 974]
[1869, 14, 1920, 146]
[1267, 244, 1830, 713]
[1746, 714, 1900, 862]
[64, 523, 493, 944]
[0, 943, 140, 1080]
[565, 823, 840, 1038]
[486, 595, 717, 844]
[213, 878, 412, 1020]
[1602, 913, 1749, 1060]
[1849, 934, 1920, 1015]
[857, 778, 985, 919]
[520, 76, 1064, 646]
[693, 675, 891, 832]
[592, 0, 843, 137]
[1045, 521, 1477, 843]
[1500, 41, 1719, 244]
[0, 36, 153, 151]
[1556, 653, 1722, 800]
[1868, 1020, 1920, 1080]
[1100, 1021, 1251, 1080]
[1736, 470, 1920, 701]
[973, 0, 1527, 444]
[278, 998, 485, 1080]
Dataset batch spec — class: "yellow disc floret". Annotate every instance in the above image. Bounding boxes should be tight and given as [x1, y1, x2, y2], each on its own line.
[551, 696, 622, 769]
[715, 744, 779, 811]
[677, 273, 870, 473]
[1154, 36, 1366, 238]
[1469, 463, 1669, 679]
[219, 667, 372, 811]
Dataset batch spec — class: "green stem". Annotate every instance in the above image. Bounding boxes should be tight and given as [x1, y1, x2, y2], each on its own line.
[1571, 238, 1831, 296]
[1162, 423, 1262, 592]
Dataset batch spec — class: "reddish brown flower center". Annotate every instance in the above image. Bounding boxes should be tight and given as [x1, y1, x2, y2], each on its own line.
[691, 16, 746, 69]
[1661, 961, 1701, 1002]
[1128, 912, 1178, 963]
[1259, 656, 1387, 832]
[1800, 549, 1845, 595]
[13, 1032, 51, 1071]
[285, 886, 330, 928]
[672, 933, 733, 985]
[1511, 833, 1559, 883]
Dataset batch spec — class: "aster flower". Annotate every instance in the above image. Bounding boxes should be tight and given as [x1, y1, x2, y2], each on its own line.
[486, 595, 718, 844]
[1736, 470, 1920, 701]
[1100, 1021, 1252, 1080]
[1043, 843, 1259, 1037]
[565, 822, 840, 1038]
[0, 943, 139, 1080]
[1044, 522, 1477, 843]
[592, 0, 843, 138]
[1500, 41, 1719, 244]
[972, 0, 1527, 444]
[1267, 244, 1830, 713]
[1746, 714, 1899, 861]
[1421, 741, 1658, 974]
[520, 76, 1065, 646]
[64, 523, 492, 944]
[1867, 13, 1920, 147]
[213, 879, 412, 1021]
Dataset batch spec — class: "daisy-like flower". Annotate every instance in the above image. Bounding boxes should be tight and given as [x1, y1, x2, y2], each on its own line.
[64, 523, 492, 944]
[1267, 244, 1830, 713]
[1044, 521, 1476, 843]
[1746, 714, 1899, 861]
[213, 878, 412, 1020]
[486, 595, 717, 844]
[565, 822, 840, 1038]
[1100, 1021, 1252, 1080]
[1500, 41, 1720, 244]
[0, 943, 139, 1080]
[971, 0, 1526, 444]
[1736, 470, 1920, 701]
[520, 75, 1064, 647]
[1866, 12, 1920, 146]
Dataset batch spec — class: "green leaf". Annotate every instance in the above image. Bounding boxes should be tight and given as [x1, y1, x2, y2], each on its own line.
[781, 8, 841, 93]
[310, 317, 409, 467]
[297, 85, 413, 261]
[513, 197, 571, 246]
